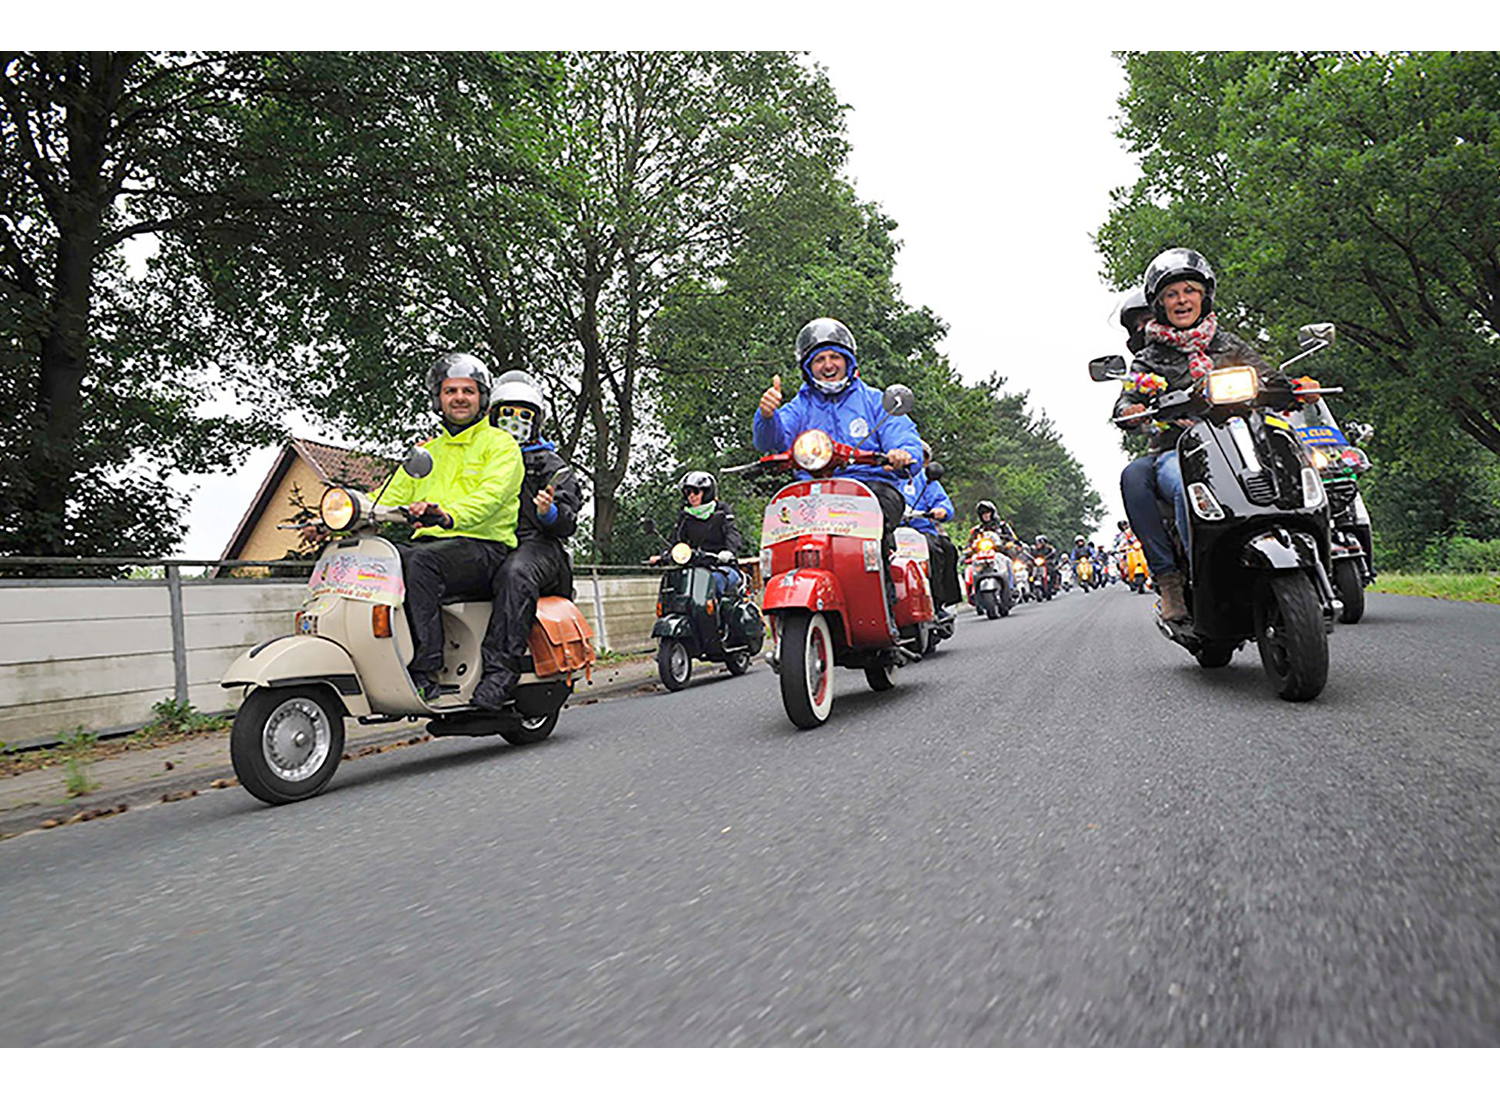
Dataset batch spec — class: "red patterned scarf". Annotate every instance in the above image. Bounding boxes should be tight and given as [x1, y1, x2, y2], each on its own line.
[1145, 312, 1218, 378]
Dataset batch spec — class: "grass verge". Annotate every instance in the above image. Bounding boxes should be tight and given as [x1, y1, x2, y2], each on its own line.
[1370, 573, 1500, 605]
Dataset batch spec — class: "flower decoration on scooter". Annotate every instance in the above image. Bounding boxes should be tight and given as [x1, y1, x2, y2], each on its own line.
[1123, 371, 1168, 396]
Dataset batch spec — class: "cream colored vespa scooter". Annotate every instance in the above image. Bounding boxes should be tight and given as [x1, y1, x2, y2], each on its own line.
[222, 449, 594, 805]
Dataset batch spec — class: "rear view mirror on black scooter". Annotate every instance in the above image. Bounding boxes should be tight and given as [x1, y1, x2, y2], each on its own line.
[1089, 355, 1128, 382]
[1298, 323, 1336, 348]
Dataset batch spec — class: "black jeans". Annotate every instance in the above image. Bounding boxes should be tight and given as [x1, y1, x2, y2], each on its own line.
[397, 537, 510, 676]
[492, 539, 571, 676]
[924, 531, 961, 608]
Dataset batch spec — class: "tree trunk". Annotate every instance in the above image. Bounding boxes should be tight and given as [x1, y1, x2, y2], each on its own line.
[24, 55, 129, 555]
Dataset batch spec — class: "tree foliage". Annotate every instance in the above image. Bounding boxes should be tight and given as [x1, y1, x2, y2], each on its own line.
[0, 50, 551, 557]
[1098, 51, 1500, 564]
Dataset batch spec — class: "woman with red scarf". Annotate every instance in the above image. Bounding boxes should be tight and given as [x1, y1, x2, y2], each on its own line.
[1113, 248, 1271, 622]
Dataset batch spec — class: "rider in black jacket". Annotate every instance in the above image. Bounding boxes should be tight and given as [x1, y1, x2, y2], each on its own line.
[472, 370, 583, 710]
[651, 472, 745, 595]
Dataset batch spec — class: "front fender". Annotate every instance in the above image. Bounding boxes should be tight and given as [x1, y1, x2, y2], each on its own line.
[221, 635, 371, 716]
[1239, 529, 1319, 572]
[763, 569, 849, 644]
[651, 616, 695, 640]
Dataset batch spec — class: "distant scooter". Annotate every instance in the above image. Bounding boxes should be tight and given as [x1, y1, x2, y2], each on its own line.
[641, 518, 764, 690]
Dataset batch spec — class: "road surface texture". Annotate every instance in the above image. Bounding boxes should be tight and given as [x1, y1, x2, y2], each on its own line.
[3, 588, 1497, 1045]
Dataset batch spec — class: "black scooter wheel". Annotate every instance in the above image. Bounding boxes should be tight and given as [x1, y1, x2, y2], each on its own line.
[230, 685, 345, 805]
[1255, 573, 1329, 702]
[1334, 559, 1366, 624]
[865, 661, 895, 692]
[657, 639, 692, 692]
[1195, 642, 1236, 668]
[724, 649, 752, 676]
[501, 709, 559, 745]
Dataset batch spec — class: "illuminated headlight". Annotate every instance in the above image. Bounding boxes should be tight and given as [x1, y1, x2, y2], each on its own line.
[1301, 467, 1326, 508]
[976, 538, 995, 553]
[1207, 366, 1260, 405]
[670, 542, 693, 566]
[1187, 481, 1225, 521]
[1309, 448, 1331, 470]
[792, 429, 835, 472]
[320, 486, 360, 531]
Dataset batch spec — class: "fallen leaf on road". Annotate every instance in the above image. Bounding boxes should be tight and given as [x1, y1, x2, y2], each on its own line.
[161, 789, 198, 802]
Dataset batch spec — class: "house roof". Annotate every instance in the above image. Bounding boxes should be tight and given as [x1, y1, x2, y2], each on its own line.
[217, 438, 393, 565]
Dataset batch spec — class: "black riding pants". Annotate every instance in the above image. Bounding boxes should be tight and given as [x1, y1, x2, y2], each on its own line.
[492, 539, 571, 675]
[924, 532, 962, 608]
[397, 537, 510, 676]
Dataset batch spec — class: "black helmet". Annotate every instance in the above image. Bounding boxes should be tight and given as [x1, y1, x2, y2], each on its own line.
[427, 352, 493, 416]
[976, 498, 997, 519]
[489, 369, 548, 442]
[1117, 519, 1128, 530]
[680, 470, 716, 503]
[794, 317, 858, 394]
[1143, 248, 1215, 323]
[1118, 287, 1152, 352]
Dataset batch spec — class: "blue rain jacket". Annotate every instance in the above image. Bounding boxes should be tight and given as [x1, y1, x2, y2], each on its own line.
[752, 376, 923, 488]
[900, 469, 956, 537]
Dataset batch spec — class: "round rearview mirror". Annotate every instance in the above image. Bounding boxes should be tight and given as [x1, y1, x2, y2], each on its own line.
[402, 446, 434, 479]
[639, 516, 659, 535]
[882, 384, 916, 417]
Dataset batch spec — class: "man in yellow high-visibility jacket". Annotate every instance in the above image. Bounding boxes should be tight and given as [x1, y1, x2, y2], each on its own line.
[378, 353, 524, 705]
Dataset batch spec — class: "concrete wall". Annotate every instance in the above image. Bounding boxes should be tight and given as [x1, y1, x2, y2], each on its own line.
[0, 572, 662, 746]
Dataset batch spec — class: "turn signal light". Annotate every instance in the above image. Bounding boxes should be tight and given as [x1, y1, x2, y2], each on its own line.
[1187, 481, 1225, 521]
[372, 605, 393, 638]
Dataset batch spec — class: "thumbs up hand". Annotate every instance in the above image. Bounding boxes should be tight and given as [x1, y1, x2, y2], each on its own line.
[758, 373, 783, 418]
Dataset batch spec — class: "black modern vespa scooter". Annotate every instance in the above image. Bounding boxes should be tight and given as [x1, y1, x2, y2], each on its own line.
[640, 518, 765, 691]
[1088, 323, 1344, 701]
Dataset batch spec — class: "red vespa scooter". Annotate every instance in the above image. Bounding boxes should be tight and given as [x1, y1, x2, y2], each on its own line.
[724, 385, 937, 728]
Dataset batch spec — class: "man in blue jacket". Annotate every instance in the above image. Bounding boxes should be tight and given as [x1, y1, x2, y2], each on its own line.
[753, 317, 923, 549]
[901, 442, 960, 618]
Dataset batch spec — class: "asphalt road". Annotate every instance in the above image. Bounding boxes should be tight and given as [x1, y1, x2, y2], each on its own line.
[3, 586, 1498, 1046]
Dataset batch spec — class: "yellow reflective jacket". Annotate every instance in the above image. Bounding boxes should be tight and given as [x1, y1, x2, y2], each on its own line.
[377, 420, 525, 547]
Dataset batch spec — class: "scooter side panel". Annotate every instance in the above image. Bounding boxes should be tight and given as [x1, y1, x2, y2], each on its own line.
[221, 635, 372, 716]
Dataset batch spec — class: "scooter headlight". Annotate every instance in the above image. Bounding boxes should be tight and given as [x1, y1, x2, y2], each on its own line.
[1309, 448, 1331, 470]
[1207, 365, 1260, 405]
[320, 487, 360, 531]
[792, 429, 835, 472]
[670, 542, 694, 566]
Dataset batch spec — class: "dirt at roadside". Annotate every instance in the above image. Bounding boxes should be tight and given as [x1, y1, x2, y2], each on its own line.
[0, 720, 231, 779]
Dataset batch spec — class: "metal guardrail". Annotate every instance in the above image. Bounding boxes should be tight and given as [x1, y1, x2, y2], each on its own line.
[0, 554, 695, 708]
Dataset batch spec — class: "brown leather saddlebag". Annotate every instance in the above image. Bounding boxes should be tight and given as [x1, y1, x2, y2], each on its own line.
[528, 596, 596, 678]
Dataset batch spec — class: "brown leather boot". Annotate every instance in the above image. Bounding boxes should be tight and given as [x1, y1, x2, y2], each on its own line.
[1156, 571, 1190, 622]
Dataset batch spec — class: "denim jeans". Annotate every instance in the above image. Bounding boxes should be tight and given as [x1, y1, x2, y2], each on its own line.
[711, 566, 742, 597]
[1120, 450, 1189, 577]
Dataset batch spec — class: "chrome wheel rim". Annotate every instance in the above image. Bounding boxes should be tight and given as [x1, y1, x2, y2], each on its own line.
[669, 643, 690, 682]
[262, 697, 332, 783]
[520, 712, 550, 731]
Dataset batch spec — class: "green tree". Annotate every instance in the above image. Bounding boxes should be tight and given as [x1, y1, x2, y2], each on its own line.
[1098, 50, 1500, 559]
[0, 51, 550, 558]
